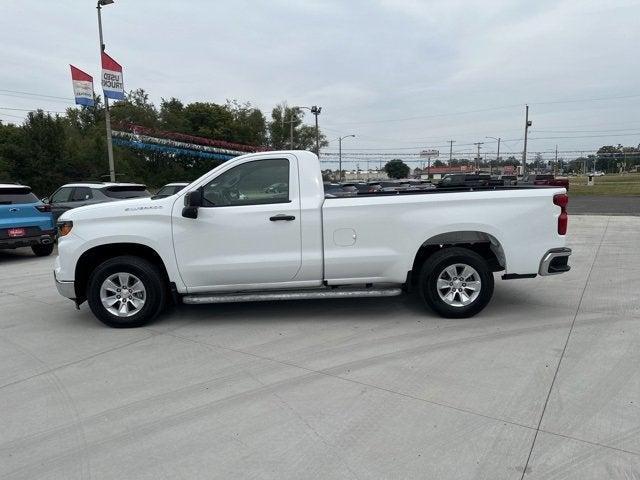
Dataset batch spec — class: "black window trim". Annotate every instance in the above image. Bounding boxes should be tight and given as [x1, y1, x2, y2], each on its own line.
[200, 158, 293, 208]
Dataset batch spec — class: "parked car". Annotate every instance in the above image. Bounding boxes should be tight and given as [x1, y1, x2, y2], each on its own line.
[521, 174, 570, 191]
[437, 174, 491, 188]
[45, 182, 150, 221]
[342, 182, 382, 194]
[54, 150, 571, 328]
[324, 183, 357, 197]
[153, 182, 189, 198]
[0, 184, 55, 256]
[375, 181, 403, 192]
[264, 182, 288, 194]
[488, 176, 505, 186]
[501, 175, 518, 186]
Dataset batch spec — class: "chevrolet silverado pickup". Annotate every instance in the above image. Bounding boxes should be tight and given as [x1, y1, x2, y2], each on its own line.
[54, 150, 571, 328]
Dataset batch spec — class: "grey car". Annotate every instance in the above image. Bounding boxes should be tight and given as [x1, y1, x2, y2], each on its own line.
[45, 182, 150, 221]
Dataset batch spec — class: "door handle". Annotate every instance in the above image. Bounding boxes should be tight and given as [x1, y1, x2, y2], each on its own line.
[270, 214, 295, 221]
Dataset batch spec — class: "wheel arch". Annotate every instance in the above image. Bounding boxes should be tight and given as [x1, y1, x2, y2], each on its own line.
[409, 230, 505, 289]
[74, 242, 170, 303]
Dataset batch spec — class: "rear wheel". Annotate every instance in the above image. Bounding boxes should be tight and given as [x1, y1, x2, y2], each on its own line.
[419, 247, 494, 318]
[87, 255, 165, 328]
[31, 244, 54, 257]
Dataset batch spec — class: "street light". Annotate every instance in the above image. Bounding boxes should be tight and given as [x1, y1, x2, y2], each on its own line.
[97, 0, 116, 182]
[338, 134, 355, 181]
[485, 136, 501, 175]
[295, 105, 322, 157]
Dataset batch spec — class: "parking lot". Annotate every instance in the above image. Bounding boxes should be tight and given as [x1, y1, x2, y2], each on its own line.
[1, 215, 639, 479]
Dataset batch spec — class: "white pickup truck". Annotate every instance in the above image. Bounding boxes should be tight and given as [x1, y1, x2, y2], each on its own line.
[54, 150, 571, 328]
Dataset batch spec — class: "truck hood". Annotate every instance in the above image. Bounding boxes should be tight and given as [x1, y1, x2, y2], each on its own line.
[59, 196, 176, 222]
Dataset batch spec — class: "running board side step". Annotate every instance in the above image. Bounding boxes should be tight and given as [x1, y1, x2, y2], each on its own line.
[182, 287, 403, 305]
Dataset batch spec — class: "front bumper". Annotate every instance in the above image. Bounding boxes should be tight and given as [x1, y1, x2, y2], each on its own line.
[54, 270, 76, 299]
[539, 247, 572, 275]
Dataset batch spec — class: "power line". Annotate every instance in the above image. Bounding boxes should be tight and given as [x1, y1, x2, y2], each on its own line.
[0, 106, 66, 114]
[0, 89, 73, 101]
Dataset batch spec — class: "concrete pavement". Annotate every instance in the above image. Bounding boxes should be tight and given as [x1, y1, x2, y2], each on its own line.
[0, 215, 638, 479]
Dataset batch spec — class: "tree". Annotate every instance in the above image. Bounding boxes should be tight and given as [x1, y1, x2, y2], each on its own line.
[268, 103, 327, 152]
[384, 159, 410, 179]
[433, 159, 444, 167]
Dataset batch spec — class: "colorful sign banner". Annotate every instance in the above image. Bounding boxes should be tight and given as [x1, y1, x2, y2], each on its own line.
[69, 65, 94, 106]
[101, 51, 124, 100]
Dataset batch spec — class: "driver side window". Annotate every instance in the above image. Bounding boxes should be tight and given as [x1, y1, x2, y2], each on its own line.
[202, 159, 290, 207]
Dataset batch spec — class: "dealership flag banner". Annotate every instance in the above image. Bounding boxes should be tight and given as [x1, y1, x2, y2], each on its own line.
[69, 65, 94, 106]
[101, 52, 124, 100]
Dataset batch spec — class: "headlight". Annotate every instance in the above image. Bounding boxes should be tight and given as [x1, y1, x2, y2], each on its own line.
[57, 220, 73, 236]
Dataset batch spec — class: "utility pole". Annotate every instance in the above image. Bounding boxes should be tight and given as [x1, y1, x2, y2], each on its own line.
[522, 104, 532, 176]
[554, 145, 558, 175]
[485, 136, 500, 175]
[337, 134, 355, 182]
[97, 0, 116, 182]
[473, 142, 484, 172]
[448, 140, 455, 164]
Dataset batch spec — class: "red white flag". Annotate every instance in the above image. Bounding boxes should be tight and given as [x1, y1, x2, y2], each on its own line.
[101, 52, 124, 100]
[70, 65, 94, 106]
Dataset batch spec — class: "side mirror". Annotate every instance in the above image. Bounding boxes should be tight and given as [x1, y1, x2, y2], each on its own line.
[41, 197, 49, 204]
[182, 190, 202, 219]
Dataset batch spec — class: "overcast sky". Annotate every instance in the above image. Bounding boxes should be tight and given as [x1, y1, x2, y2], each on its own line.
[2, 0, 639, 165]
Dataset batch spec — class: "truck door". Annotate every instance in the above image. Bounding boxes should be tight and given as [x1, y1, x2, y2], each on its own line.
[172, 156, 302, 291]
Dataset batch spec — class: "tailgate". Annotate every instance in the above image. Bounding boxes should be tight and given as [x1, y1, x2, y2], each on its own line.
[0, 204, 54, 232]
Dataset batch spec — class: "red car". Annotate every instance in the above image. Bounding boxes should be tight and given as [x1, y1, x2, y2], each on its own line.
[522, 174, 569, 191]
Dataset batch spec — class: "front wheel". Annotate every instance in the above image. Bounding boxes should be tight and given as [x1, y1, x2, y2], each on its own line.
[87, 255, 166, 328]
[419, 247, 494, 318]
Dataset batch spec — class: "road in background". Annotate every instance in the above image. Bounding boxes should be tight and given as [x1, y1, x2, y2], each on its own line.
[571, 195, 640, 216]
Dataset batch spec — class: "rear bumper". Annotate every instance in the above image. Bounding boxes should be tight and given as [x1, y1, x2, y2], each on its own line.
[54, 270, 76, 299]
[0, 231, 55, 250]
[539, 247, 572, 275]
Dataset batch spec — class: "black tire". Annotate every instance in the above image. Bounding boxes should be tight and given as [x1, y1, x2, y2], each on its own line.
[31, 244, 54, 257]
[87, 255, 166, 328]
[419, 247, 494, 318]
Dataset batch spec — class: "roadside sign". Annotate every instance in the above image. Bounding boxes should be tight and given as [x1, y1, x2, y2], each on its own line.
[420, 149, 439, 157]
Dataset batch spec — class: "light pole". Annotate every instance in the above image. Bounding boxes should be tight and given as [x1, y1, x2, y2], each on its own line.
[485, 136, 500, 175]
[338, 134, 355, 182]
[522, 104, 532, 176]
[311, 105, 321, 158]
[97, 0, 116, 182]
[295, 105, 322, 157]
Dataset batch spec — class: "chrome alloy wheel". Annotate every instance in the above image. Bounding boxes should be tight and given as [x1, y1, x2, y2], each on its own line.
[436, 263, 481, 307]
[100, 273, 147, 317]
